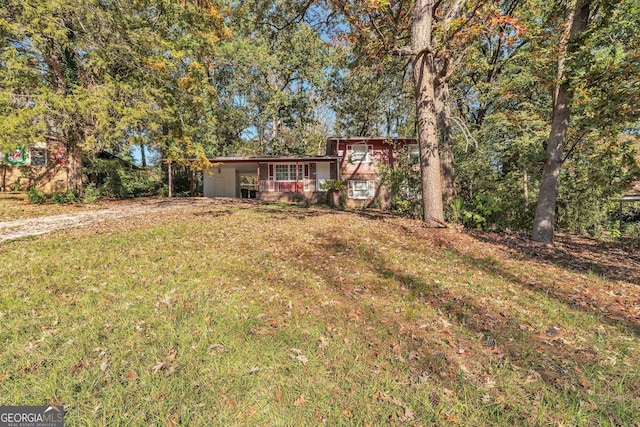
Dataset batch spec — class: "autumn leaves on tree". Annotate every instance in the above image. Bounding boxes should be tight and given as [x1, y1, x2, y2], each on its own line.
[1, 0, 638, 238]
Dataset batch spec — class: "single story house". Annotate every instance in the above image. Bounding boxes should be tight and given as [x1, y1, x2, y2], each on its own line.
[202, 137, 418, 207]
[202, 155, 340, 203]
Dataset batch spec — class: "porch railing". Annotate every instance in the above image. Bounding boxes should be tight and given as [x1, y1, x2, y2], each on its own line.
[259, 179, 335, 192]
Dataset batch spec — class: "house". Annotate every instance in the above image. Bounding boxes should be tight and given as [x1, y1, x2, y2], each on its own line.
[201, 137, 418, 207]
[1, 136, 143, 194]
[0, 136, 70, 192]
[202, 155, 340, 203]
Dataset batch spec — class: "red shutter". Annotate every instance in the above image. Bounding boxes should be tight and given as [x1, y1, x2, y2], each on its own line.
[269, 164, 274, 180]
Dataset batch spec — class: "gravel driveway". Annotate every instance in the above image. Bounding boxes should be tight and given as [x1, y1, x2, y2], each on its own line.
[0, 197, 240, 243]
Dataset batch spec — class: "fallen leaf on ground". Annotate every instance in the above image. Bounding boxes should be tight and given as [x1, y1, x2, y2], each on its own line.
[294, 394, 306, 407]
[124, 370, 138, 379]
[289, 353, 309, 364]
[166, 348, 177, 362]
[318, 336, 329, 349]
[580, 377, 590, 389]
[375, 391, 404, 407]
[152, 362, 166, 373]
[398, 406, 415, 422]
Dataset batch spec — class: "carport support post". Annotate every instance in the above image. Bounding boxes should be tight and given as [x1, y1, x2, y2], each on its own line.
[189, 167, 194, 197]
[620, 199, 623, 233]
[168, 161, 173, 198]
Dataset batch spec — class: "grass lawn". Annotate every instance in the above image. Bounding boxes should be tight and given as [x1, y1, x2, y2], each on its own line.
[0, 200, 638, 426]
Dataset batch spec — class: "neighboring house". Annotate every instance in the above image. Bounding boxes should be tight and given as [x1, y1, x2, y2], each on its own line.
[0, 136, 70, 192]
[201, 137, 418, 207]
[1, 136, 139, 193]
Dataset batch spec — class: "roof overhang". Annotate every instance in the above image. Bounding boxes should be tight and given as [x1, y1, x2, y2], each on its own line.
[614, 196, 640, 202]
[206, 156, 341, 163]
[326, 136, 417, 143]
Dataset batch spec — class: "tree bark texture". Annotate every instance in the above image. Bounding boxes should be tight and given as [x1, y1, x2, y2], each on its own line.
[66, 130, 84, 191]
[412, 0, 445, 225]
[435, 81, 456, 204]
[531, 0, 591, 243]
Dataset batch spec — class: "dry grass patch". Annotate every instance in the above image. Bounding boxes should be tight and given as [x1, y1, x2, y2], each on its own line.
[0, 200, 638, 425]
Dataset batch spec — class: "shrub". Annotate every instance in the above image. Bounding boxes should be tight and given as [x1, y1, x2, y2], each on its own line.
[82, 183, 100, 204]
[50, 191, 68, 204]
[28, 187, 47, 204]
[454, 194, 503, 231]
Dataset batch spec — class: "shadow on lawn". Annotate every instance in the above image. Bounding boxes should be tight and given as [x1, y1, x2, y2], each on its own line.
[249, 204, 345, 221]
[469, 231, 640, 285]
[302, 227, 639, 398]
[0, 195, 26, 202]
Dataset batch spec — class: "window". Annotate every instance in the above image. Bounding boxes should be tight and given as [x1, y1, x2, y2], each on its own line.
[407, 144, 419, 163]
[274, 164, 303, 181]
[348, 144, 371, 163]
[348, 180, 375, 199]
[30, 146, 47, 167]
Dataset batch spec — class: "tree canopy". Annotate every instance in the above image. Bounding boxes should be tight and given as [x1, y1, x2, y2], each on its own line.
[1, 0, 638, 238]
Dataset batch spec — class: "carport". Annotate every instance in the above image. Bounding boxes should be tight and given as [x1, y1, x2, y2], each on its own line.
[615, 181, 640, 232]
[202, 160, 259, 198]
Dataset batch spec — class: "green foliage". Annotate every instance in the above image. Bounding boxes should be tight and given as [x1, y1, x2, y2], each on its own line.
[378, 148, 422, 218]
[0, 0, 230, 183]
[50, 190, 79, 205]
[82, 183, 100, 204]
[85, 158, 163, 199]
[389, 198, 421, 218]
[448, 0, 640, 237]
[27, 187, 79, 205]
[453, 194, 503, 231]
[27, 187, 46, 204]
[320, 180, 347, 192]
[11, 173, 24, 191]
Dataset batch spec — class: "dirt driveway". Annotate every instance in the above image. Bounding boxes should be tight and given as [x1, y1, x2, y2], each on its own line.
[0, 197, 246, 243]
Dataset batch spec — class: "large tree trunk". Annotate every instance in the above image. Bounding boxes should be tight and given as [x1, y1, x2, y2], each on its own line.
[412, 0, 444, 226]
[532, 0, 591, 243]
[140, 143, 147, 168]
[66, 130, 84, 192]
[435, 80, 456, 205]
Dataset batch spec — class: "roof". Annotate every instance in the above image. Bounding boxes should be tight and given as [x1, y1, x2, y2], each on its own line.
[616, 181, 640, 202]
[207, 155, 341, 163]
[326, 136, 417, 143]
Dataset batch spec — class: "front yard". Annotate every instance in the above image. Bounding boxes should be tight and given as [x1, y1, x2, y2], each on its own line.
[0, 198, 638, 425]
